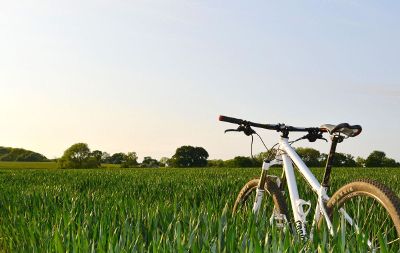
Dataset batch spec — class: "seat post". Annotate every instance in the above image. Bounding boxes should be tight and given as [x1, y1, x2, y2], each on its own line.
[322, 135, 342, 189]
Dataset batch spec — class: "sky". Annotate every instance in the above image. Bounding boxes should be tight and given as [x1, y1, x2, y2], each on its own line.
[0, 0, 399, 161]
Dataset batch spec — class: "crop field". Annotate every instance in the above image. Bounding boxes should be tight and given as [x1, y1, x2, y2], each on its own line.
[0, 164, 399, 252]
[0, 161, 57, 170]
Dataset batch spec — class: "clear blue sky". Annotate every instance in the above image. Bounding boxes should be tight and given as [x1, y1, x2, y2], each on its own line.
[0, 1, 399, 161]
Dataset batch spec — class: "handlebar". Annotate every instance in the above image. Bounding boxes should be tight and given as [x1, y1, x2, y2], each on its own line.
[219, 115, 315, 133]
[219, 115, 280, 130]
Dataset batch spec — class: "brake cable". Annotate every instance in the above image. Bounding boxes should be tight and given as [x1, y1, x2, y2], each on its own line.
[250, 134, 254, 158]
[251, 130, 272, 159]
[224, 124, 284, 160]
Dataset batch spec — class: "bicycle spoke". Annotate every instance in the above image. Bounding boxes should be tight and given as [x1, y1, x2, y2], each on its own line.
[387, 237, 400, 245]
[377, 215, 390, 233]
[384, 225, 396, 238]
[370, 212, 391, 246]
[360, 199, 375, 232]
[331, 194, 399, 251]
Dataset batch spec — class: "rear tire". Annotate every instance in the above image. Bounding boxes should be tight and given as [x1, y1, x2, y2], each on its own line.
[321, 179, 400, 250]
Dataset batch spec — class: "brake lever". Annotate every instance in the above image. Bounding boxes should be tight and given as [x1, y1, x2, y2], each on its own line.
[304, 132, 328, 142]
[224, 125, 256, 136]
[224, 129, 240, 133]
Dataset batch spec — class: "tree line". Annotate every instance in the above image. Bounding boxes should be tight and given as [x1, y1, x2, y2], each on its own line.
[57, 144, 208, 169]
[208, 148, 400, 168]
[55, 143, 400, 169]
[57, 143, 162, 169]
[0, 143, 398, 168]
[0, 146, 48, 162]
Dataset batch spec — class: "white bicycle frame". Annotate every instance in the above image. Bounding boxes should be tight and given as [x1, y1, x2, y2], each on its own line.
[252, 136, 357, 240]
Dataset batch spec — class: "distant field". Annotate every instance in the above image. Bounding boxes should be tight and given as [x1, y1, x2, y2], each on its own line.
[0, 167, 398, 251]
[0, 161, 57, 169]
[0, 161, 119, 169]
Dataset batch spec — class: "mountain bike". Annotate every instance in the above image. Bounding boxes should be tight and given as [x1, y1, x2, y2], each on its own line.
[219, 115, 400, 250]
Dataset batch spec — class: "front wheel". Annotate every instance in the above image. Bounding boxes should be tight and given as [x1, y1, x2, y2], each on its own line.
[233, 178, 288, 225]
[321, 179, 400, 251]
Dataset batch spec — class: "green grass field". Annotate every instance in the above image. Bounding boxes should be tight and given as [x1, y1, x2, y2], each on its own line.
[0, 162, 399, 252]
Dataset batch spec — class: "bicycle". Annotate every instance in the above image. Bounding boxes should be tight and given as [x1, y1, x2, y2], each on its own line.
[219, 115, 400, 250]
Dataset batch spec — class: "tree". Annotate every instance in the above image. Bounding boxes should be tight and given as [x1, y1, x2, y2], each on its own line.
[121, 152, 138, 168]
[365, 151, 386, 167]
[320, 152, 357, 167]
[295, 147, 322, 167]
[140, 156, 159, 168]
[332, 153, 356, 167]
[19, 152, 48, 162]
[0, 147, 9, 156]
[159, 157, 169, 167]
[109, 152, 126, 164]
[253, 151, 272, 166]
[58, 143, 99, 169]
[365, 151, 399, 167]
[168, 146, 209, 167]
[207, 159, 225, 167]
[101, 152, 111, 163]
[225, 156, 256, 168]
[91, 150, 103, 167]
[0, 146, 48, 162]
[356, 157, 366, 167]
[382, 157, 399, 167]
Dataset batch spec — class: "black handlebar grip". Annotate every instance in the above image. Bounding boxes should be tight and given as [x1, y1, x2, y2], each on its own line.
[218, 115, 244, 125]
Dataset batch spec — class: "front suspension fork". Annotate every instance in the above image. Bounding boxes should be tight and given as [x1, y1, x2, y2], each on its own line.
[252, 169, 267, 214]
[252, 159, 280, 214]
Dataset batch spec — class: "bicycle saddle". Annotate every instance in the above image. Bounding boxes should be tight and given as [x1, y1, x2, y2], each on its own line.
[320, 123, 362, 137]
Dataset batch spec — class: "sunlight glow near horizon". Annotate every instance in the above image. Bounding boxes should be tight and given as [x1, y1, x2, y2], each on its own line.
[0, 1, 399, 161]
